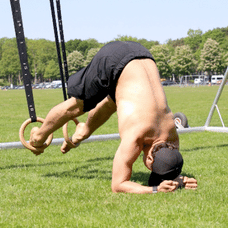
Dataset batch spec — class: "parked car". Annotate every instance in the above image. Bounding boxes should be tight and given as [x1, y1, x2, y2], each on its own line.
[194, 78, 203, 85]
[211, 75, 224, 84]
[194, 76, 209, 85]
[161, 80, 177, 86]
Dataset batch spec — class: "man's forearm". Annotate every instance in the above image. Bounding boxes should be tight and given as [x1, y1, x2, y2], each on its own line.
[35, 98, 84, 143]
[112, 181, 154, 194]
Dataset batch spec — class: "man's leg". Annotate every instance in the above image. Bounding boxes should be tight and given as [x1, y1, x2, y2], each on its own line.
[61, 95, 117, 153]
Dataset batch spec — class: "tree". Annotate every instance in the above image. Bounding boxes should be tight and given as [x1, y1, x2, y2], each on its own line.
[67, 50, 85, 75]
[112, 35, 159, 50]
[65, 39, 82, 54]
[220, 36, 228, 53]
[84, 48, 100, 66]
[201, 28, 226, 47]
[0, 37, 7, 60]
[44, 59, 60, 80]
[170, 45, 197, 77]
[166, 38, 185, 49]
[138, 38, 159, 50]
[77, 39, 100, 56]
[198, 38, 223, 75]
[150, 44, 172, 78]
[27, 39, 57, 82]
[223, 52, 228, 69]
[113, 35, 139, 42]
[0, 38, 21, 85]
[184, 29, 203, 52]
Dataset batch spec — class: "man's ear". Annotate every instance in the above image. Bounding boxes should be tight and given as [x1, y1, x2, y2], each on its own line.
[143, 153, 154, 171]
[147, 154, 154, 164]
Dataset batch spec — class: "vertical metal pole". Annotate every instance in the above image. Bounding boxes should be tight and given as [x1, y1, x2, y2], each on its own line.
[205, 67, 228, 127]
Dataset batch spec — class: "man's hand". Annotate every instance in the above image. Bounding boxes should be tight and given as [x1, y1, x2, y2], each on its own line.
[174, 175, 198, 190]
[183, 176, 197, 190]
[29, 127, 45, 156]
[157, 180, 179, 193]
[61, 122, 90, 154]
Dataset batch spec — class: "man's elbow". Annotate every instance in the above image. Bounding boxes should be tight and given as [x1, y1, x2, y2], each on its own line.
[111, 183, 121, 193]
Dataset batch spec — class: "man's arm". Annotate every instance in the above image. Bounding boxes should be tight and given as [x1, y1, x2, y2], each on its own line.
[111, 138, 179, 194]
[30, 97, 84, 147]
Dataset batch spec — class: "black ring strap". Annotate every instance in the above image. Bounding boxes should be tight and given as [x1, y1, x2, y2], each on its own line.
[49, 0, 69, 101]
[10, 0, 37, 122]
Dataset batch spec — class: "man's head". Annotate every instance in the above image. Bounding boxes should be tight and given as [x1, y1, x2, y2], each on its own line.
[143, 144, 183, 186]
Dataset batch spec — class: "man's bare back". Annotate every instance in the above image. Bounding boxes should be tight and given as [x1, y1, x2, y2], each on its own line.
[116, 59, 179, 151]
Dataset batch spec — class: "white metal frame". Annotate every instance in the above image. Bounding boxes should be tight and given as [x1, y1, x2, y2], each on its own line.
[177, 67, 228, 134]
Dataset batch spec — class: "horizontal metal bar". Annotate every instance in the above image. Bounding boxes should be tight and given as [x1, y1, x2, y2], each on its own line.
[205, 126, 228, 133]
[1, 126, 228, 150]
[177, 127, 206, 134]
[0, 133, 120, 150]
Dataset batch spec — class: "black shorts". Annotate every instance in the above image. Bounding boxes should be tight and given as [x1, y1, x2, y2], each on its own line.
[67, 41, 155, 112]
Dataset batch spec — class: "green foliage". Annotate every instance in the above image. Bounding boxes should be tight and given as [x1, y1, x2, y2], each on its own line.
[44, 59, 60, 80]
[1, 26, 228, 84]
[65, 38, 102, 57]
[201, 28, 226, 48]
[28, 39, 57, 80]
[0, 79, 4, 86]
[138, 38, 159, 50]
[77, 38, 101, 56]
[113, 35, 159, 49]
[184, 29, 203, 52]
[84, 47, 100, 66]
[0, 38, 20, 84]
[166, 38, 185, 49]
[170, 45, 197, 77]
[113, 35, 139, 42]
[65, 38, 82, 54]
[67, 50, 85, 75]
[220, 31, 228, 52]
[150, 44, 172, 78]
[0, 37, 8, 60]
[198, 38, 223, 74]
[223, 52, 228, 67]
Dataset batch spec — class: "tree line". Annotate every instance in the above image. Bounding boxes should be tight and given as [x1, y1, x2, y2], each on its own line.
[0, 27, 228, 86]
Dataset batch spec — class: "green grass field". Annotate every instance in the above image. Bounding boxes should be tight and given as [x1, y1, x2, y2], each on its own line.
[0, 86, 228, 227]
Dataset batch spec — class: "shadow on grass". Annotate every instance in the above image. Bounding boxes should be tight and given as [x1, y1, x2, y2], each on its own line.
[1, 155, 197, 187]
[41, 155, 197, 187]
[131, 171, 150, 186]
[44, 167, 151, 185]
[44, 156, 114, 180]
[0, 161, 72, 170]
[43, 155, 151, 185]
[181, 143, 228, 152]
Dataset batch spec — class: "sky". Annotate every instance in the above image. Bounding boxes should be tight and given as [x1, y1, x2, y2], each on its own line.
[1, 0, 228, 44]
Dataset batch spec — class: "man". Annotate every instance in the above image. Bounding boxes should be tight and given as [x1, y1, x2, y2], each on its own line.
[30, 41, 197, 194]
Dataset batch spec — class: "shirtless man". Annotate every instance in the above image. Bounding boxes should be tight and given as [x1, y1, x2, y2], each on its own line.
[29, 41, 197, 194]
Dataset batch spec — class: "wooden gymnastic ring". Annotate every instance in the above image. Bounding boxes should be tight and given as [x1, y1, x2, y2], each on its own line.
[19, 117, 53, 153]
[63, 118, 80, 148]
